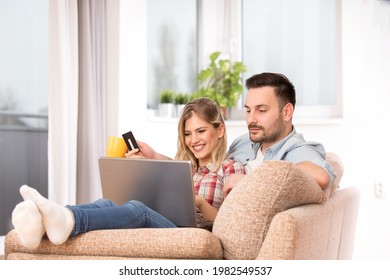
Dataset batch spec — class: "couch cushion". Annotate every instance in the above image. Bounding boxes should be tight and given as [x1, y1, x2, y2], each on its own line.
[5, 227, 223, 260]
[212, 160, 327, 260]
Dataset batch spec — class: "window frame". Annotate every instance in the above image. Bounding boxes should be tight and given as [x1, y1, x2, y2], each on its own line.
[146, 0, 343, 121]
[199, 0, 343, 121]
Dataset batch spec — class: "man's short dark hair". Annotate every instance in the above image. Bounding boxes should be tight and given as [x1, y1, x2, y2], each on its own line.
[245, 72, 296, 109]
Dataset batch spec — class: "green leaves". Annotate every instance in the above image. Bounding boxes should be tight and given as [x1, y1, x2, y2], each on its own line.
[196, 68, 213, 81]
[160, 89, 174, 103]
[195, 51, 247, 108]
[160, 89, 190, 105]
[159, 51, 247, 114]
[174, 92, 189, 105]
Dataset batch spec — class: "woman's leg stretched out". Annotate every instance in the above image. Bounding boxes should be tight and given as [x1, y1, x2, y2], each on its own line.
[15, 185, 176, 247]
[69, 199, 176, 236]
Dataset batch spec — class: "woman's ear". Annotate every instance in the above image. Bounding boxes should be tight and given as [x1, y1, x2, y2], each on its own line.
[217, 123, 225, 138]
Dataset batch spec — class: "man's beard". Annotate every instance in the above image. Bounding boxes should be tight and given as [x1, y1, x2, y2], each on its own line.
[248, 124, 265, 143]
[248, 117, 285, 144]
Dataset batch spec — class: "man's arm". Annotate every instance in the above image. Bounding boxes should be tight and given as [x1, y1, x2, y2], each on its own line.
[296, 161, 330, 190]
[284, 141, 334, 190]
[223, 174, 246, 197]
[223, 161, 330, 195]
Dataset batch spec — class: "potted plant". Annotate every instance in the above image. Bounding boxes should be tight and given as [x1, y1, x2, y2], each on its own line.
[159, 89, 175, 118]
[174, 92, 189, 117]
[194, 51, 246, 118]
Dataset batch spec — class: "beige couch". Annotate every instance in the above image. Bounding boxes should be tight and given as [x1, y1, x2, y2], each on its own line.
[4, 153, 360, 260]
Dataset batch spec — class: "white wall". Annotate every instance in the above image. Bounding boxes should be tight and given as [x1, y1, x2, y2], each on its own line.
[337, 0, 390, 259]
[115, 0, 390, 259]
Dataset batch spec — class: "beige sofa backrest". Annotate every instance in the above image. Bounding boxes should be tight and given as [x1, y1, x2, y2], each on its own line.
[212, 153, 354, 260]
[213, 160, 328, 260]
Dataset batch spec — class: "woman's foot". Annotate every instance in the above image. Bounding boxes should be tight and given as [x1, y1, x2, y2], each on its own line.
[19, 185, 75, 245]
[12, 200, 45, 249]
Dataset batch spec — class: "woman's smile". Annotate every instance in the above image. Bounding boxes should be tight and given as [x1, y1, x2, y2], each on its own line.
[184, 113, 224, 166]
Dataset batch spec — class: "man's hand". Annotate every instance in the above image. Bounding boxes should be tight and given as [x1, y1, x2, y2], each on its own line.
[195, 195, 217, 222]
[223, 174, 246, 197]
[195, 195, 205, 208]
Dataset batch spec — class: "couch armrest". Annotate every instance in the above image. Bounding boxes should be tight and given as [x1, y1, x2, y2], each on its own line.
[256, 202, 337, 260]
[5, 227, 223, 260]
[256, 187, 360, 260]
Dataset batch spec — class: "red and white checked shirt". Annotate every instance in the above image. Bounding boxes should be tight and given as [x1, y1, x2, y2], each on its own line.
[192, 159, 246, 221]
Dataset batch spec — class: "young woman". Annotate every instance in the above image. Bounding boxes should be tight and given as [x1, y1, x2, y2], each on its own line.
[12, 97, 245, 249]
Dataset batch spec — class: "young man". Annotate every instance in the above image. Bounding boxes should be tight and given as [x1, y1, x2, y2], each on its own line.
[224, 72, 335, 196]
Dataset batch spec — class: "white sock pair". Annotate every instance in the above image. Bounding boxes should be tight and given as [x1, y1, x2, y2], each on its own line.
[11, 185, 75, 248]
[11, 199, 45, 249]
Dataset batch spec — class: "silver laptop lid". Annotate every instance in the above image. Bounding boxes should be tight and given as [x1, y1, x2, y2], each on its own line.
[98, 157, 197, 227]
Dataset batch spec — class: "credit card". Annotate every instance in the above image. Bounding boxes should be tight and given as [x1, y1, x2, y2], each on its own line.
[122, 131, 140, 151]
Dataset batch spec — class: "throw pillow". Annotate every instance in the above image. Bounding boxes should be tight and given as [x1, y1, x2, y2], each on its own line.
[212, 160, 327, 260]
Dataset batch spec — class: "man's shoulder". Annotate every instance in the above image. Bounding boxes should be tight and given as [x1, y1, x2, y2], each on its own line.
[230, 133, 251, 147]
[285, 133, 326, 155]
[278, 130, 324, 153]
[227, 133, 255, 164]
[227, 133, 252, 155]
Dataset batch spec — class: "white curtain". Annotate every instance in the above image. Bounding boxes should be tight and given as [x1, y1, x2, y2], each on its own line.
[218, 0, 238, 59]
[48, 0, 79, 205]
[76, 0, 107, 204]
[48, 0, 108, 205]
[199, 0, 241, 65]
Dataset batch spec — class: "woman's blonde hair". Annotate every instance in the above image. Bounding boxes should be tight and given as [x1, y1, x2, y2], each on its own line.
[175, 97, 227, 171]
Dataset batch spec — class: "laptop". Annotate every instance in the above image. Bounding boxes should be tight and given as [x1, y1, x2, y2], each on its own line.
[98, 157, 197, 227]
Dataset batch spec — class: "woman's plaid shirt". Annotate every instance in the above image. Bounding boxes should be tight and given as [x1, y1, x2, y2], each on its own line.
[193, 159, 246, 214]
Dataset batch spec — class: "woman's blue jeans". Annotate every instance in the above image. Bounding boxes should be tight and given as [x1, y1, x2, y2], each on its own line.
[67, 199, 177, 237]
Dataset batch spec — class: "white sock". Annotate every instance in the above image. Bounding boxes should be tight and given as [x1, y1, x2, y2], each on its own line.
[12, 200, 45, 249]
[19, 185, 75, 245]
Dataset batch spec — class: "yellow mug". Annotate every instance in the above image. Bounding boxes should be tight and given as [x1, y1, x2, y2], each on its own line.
[106, 136, 127, 158]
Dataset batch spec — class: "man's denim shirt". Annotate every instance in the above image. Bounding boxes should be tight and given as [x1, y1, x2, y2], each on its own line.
[227, 127, 335, 190]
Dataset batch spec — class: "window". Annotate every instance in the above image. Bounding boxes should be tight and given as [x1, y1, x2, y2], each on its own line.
[146, 0, 342, 119]
[0, 0, 48, 235]
[242, 0, 342, 118]
[147, 0, 198, 109]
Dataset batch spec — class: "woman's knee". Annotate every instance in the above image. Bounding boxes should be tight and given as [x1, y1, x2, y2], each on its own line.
[122, 200, 147, 211]
[94, 198, 117, 208]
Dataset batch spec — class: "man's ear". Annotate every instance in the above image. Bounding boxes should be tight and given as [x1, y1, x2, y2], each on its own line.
[283, 103, 294, 121]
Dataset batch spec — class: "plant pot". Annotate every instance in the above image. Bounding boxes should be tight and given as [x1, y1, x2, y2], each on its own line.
[219, 106, 232, 120]
[159, 103, 175, 118]
[175, 104, 186, 118]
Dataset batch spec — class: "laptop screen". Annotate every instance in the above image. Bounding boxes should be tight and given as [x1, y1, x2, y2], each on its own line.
[98, 157, 197, 227]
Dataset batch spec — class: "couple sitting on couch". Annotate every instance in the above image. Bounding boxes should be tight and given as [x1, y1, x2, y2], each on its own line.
[11, 72, 335, 250]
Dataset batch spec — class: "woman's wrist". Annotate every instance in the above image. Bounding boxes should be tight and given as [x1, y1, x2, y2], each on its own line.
[154, 153, 172, 160]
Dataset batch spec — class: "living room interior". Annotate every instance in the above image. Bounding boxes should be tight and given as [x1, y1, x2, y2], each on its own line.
[1, 0, 390, 260]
